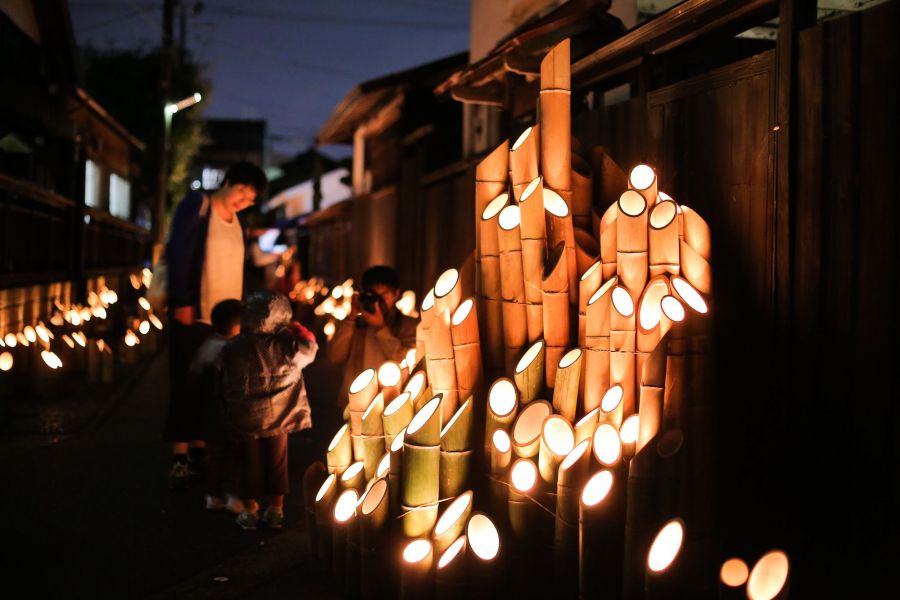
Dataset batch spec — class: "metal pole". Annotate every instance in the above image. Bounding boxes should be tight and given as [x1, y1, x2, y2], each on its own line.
[155, 0, 176, 249]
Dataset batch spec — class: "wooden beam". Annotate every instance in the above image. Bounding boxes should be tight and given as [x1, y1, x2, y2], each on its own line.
[450, 82, 506, 107]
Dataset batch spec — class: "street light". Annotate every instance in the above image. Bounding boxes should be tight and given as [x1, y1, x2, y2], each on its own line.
[165, 92, 203, 115]
[157, 91, 204, 243]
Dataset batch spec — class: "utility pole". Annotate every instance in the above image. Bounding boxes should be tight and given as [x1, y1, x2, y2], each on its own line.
[154, 0, 176, 253]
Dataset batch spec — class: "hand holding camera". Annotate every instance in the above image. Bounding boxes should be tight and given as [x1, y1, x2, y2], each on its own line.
[354, 291, 386, 329]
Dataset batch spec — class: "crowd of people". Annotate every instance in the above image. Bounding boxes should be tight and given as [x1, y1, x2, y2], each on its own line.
[161, 161, 418, 530]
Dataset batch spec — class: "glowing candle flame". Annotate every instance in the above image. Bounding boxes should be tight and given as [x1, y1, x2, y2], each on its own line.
[138, 297, 151, 311]
[0, 351, 13, 371]
[24, 326, 36, 343]
[149, 314, 164, 330]
[139, 321, 150, 335]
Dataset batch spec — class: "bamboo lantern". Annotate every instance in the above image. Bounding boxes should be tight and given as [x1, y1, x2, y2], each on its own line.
[572, 154, 593, 231]
[332, 488, 359, 580]
[450, 298, 483, 405]
[404, 371, 430, 411]
[637, 275, 670, 386]
[400, 538, 434, 600]
[680, 205, 711, 260]
[327, 423, 352, 476]
[514, 339, 544, 404]
[578, 261, 602, 347]
[389, 429, 406, 516]
[574, 407, 600, 445]
[433, 490, 473, 556]
[542, 242, 570, 388]
[376, 453, 391, 480]
[426, 297, 459, 423]
[659, 295, 685, 338]
[623, 435, 663, 600]
[440, 399, 474, 498]
[579, 469, 623, 599]
[598, 383, 624, 429]
[434, 268, 462, 318]
[484, 378, 518, 458]
[401, 396, 442, 537]
[435, 536, 468, 600]
[359, 478, 391, 599]
[518, 177, 546, 343]
[649, 200, 680, 277]
[538, 415, 575, 484]
[584, 276, 616, 413]
[510, 126, 539, 201]
[480, 193, 509, 370]
[304, 461, 327, 554]
[679, 240, 712, 294]
[497, 204, 528, 371]
[593, 422, 623, 468]
[511, 400, 552, 458]
[616, 190, 649, 293]
[341, 461, 366, 492]
[360, 394, 386, 479]
[747, 550, 790, 600]
[638, 331, 670, 452]
[671, 277, 709, 315]
[384, 392, 414, 449]
[574, 230, 600, 286]
[544, 186, 578, 303]
[540, 38, 571, 193]
[599, 201, 618, 280]
[629, 163, 657, 204]
[475, 140, 510, 295]
[490, 429, 512, 474]
[611, 285, 637, 417]
[719, 558, 749, 600]
[378, 360, 404, 404]
[645, 518, 686, 599]
[507, 458, 539, 541]
[418, 289, 434, 370]
[554, 439, 592, 596]
[314, 473, 338, 571]
[620, 414, 640, 460]
[349, 368, 379, 413]
[552, 348, 582, 421]
[464, 513, 502, 596]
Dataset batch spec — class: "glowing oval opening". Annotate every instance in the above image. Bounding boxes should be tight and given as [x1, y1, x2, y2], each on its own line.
[619, 190, 647, 217]
[363, 392, 384, 422]
[720, 558, 750, 588]
[559, 348, 581, 369]
[581, 261, 601, 282]
[498, 205, 521, 231]
[17, 333, 29, 346]
[139, 320, 150, 334]
[661, 295, 686, 322]
[435, 269, 459, 300]
[515, 340, 543, 374]
[334, 489, 359, 523]
[650, 200, 677, 229]
[520, 176, 542, 203]
[62, 335, 75, 349]
[672, 277, 708, 314]
[435, 491, 473, 536]
[328, 424, 348, 452]
[384, 392, 411, 417]
[543, 188, 569, 217]
[407, 397, 441, 436]
[511, 126, 533, 151]
[4, 333, 16, 347]
[24, 326, 36, 343]
[438, 536, 467, 569]
[422, 289, 435, 312]
[138, 297, 151, 311]
[510, 459, 537, 492]
[403, 539, 433, 563]
[639, 279, 669, 330]
[593, 424, 622, 466]
[647, 519, 685, 572]
[620, 414, 640, 444]
[452, 299, 474, 326]
[582, 470, 614, 506]
[323, 321, 336, 337]
[747, 550, 789, 600]
[561, 439, 590, 471]
[492, 429, 511, 453]
[0, 352, 13, 371]
[488, 380, 517, 417]
[542, 416, 575, 456]
[361, 478, 387, 515]
[404, 371, 426, 398]
[513, 402, 551, 446]
[341, 461, 364, 483]
[350, 369, 376, 394]
[441, 399, 470, 438]
[612, 287, 634, 317]
[576, 408, 599, 429]
[629, 164, 656, 191]
[601, 385, 624, 413]
[378, 362, 402, 387]
[316, 474, 336, 502]
[405, 348, 417, 368]
[482, 193, 509, 220]
[391, 428, 406, 452]
[467, 514, 500, 560]
[376, 453, 390, 478]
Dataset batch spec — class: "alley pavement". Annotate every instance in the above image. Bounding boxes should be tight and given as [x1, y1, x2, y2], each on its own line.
[1, 348, 344, 598]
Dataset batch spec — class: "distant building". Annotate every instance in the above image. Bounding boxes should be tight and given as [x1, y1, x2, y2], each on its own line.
[266, 148, 351, 220]
[189, 118, 267, 191]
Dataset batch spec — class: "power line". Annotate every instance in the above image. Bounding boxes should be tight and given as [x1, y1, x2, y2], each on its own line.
[207, 5, 468, 30]
[206, 38, 364, 80]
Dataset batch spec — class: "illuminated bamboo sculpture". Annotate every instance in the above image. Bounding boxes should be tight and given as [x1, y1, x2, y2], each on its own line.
[538, 414, 575, 484]
[574, 228, 600, 278]
[510, 126, 539, 201]
[617, 190, 649, 293]
[578, 261, 602, 347]
[579, 469, 625, 600]
[637, 275, 670, 390]
[475, 140, 509, 297]
[404, 371, 430, 412]
[389, 429, 406, 516]
[359, 478, 390, 599]
[435, 536, 468, 600]
[432, 490, 473, 556]
[645, 518, 686, 599]
[598, 201, 619, 280]
[649, 200, 680, 276]
[518, 176, 546, 342]
[497, 204, 528, 372]
[479, 193, 508, 370]
[327, 423, 352, 476]
[303, 461, 327, 555]
[540, 39, 571, 195]
[719, 557, 750, 600]
[332, 488, 359, 580]
[384, 392, 414, 450]
[314, 473, 338, 571]
[638, 331, 670, 452]
[378, 360, 404, 404]
[574, 407, 600, 445]
[513, 339, 544, 404]
[584, 277, 615, 413]
[511, 400, 551, 458]
[401, 538, 434, 600]
[680, 205, 711, 259]
[542, 242, 570, 388]
[747, 550, 790, 600]
[484, 378, 518, 458]
[440, 398, 473, 498]
[401, 396, 442, 537]
[341, 461, 366, 492]
[450, 298, 483, 406]
[553, 440, 591, 597]
[544, 186, 578, 304]
[462, 514, 502, 597]
[552, 348, 582, 421]
[426, 284, 459, 424]
[434, 268, 462, 319]
[359, 394, 386, 479]
[611, 284, 638, 416]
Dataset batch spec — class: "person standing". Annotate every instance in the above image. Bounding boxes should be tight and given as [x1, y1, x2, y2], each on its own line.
[163, 161, 267, 489]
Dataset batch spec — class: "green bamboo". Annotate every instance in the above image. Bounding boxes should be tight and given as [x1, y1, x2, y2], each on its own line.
[439, 449, 472, 499]
[440, 397, 473, 452]
[401, 442, 440, 507]
[406, 396, 442, 447]
[514, 340, 545, 403]
[432, 491, 473, 556]
[327, 423, 352, 475]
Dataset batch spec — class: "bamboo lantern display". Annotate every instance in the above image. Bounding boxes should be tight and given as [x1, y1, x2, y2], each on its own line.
[611, 284, 637, 416]
[378, 361, 404, 404]
[511, 400, 552, 459]
[475, 141, 510, 281]
[572, 154, 593, 230]
[554, 440, 592, 597]
[513, 339, 544, 404]
[518, 176, 546, 342]
[497, 204, 528, 372]
[341, 461, 366, 492]
[401, 396, 442, 537]
[629, 164, 658, 207]
[314, 473, 338, 571]
[440, 399, 474, 498]
[359, 394, 386, 479]
[719, 558, 750, 600]
[616, 190, 649, 293]
[660, 295, 686, 337]
[599, 384, 624, 429]
[638, 331, 670, 452]
[349, 368, 379, 413]
[574, 407, 600, 445]
[435, 536, 468, 599]
[584, 276, 615, 413]
[671, 276, 709, 315]
[389, 429, 407, 516]
[747, 550, 790, 600]
[359, 478, 391, 599]
[332, 488, 359, 580]
[679, 240, 712, 294]
[433, 490, 473, 556]
[579, 470, 624, 600]
[484, 378, 518, 458]
[542, 242, 570, 387]
[552, 348, 582, 421]
[593, 422, 623, 468]
[404, 371, 430, 411]
[573, 228, 600, 277]
[426, 298, 459, 423]
[538, 414, 575, 484]
[304, 462, 327, 555]
[544, 186, 578, 302]
[434, 268, 462, 318]
[462, 513, 502, 598]
[376, 453, 391, 481]
[401, 538, 434, 600]
[645, 518, 686, 599]
[649, 200, 680, 277]
[490, 429, 512, 474]
[637, 276, 671, 385]
[620, 414, 640, 460]
[510, 126, 539, 201]
[599, 201, 619, 280]
[384, 392, 414, 449]
[540, 39, 571, 193]
[480, 193, 510, 369]
[578, 261, 603, 347]
[450, 298, 484, 405]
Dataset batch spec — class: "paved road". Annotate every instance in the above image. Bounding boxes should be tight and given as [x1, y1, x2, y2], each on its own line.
[1, 349, 344, 598]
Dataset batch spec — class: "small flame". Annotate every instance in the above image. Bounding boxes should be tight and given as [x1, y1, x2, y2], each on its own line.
[3, 333, 16, 348]
[124, 330, 140, 346]
[323, 320, 336, 339]
[139, 321, 150, 334]
[130, 274, 142, 289]
[91, 306, 107, 319]
[141, 268, 152, 288]
[24, 326, 37, 343]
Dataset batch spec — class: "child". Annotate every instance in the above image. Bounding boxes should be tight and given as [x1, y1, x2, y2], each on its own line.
[187, 299, 244, 512]
[219, 291, 317, 530]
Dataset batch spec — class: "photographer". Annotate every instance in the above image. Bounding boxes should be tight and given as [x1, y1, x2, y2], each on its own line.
[327, 265, 418, 408]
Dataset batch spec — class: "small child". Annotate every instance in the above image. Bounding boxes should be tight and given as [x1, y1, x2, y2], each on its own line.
[219, 291, 318, 530]
[187, 299, 244, 513]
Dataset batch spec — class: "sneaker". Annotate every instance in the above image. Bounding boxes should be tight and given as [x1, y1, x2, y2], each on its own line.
[236, 510, 259, 531]
[262, 506, 284, 529]
[169, 462, 191, 490]
[225, 495, 245, 515]
[205, 495, 226, 511]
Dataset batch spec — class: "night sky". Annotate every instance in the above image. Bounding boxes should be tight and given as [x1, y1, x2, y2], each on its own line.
[69, 0, 471, 161]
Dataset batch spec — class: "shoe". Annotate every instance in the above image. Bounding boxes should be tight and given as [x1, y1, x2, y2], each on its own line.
[205, 495, 226, 511]
[169, 462, 191, 490]
[262, 506, 284, 529]
[225, 495, 245, 515]
[236, 510, 259, 531]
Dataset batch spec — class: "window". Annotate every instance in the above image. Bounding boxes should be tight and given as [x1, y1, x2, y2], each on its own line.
[109, 173, 131, 219]
[84, 160, 102, 208]
[202, 167, 225, 190]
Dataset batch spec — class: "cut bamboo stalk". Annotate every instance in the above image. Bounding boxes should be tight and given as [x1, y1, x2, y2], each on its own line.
[304, 462, 327, 555]
[484, 378, 519, 457]
[540, 38, 571, 194]
[617, 190, 649, 293]
[629, 164, 658, 206]
[463, 514, 501, 599]
[402, 442, 440, 508]
[433, 490, 473, 556]
[440, 397, 473, 452]
[400, 504, 439, 539]
[747, 550, 790, 600]
[359, 478, 389, 550]
[579, 469, 625, 600]
[679, 240, 712, 294]
[592, 146, 628, 216]
[332, 488, 359, 580]
[490, 429, 512, 474]
[619, 414, 640, 461]
[401, 538, 434, 600]
[539, 415, 575, 484]
[434, 268, 462, 317]
[428, 306, 459, 423]
[599, 201, 619, 280]
[578, 261, 602, 348]
[384, 391, 414, 448]
[514, 340, 545, 404]
[638, 331, 668, 452]
[482, 296, 505, 372]
[327, 423, 352, 476]
[518, 176, 546, 342]
[362, 393, 385, 436]
[466, 512, 501, 563]
[435, 536, 468, 599]
[341, 461, 366, 492]
[610, 285, 637, 417]
[671, 276, 709, 315]
[572, 154, 593, 230]
[518, 175, 547, 242]
[719, 558, 750, 600]
[645, 518, 686, 599]
[680, 205, 711, 260]
[359, 400, 386, 480]
[544, 186, 578, 302]
[450, 298, 483, 404]
[574, 407, 600, 445]
[480, 193, 508, 289]
[389, 429, 406, 516]
[314, 473, 338, 570]
[584, 277, 616, 413]
[512, 400, 552, 458]
[378, 361, 404, 404]
[508, 458, 539, 537]
[542, 242, 570, 388]
[406, 395, 443, 447]
[501, 301, 527, 374]
[659, 295, 685, 338]
[637, 275, 671, 389]
[349, 368, 378, 412]
[476, 140, 510, 293]
[440, 449, 472, 499]
[593, 422, 623, 469]
[510, 126, 539, 201]
[599, 384, 625, 429]
[552, 348, 582, 421]
[480, 193, 509, 370]
[574, 228, 600, 278]
[420, 288, 435, 330]
[404, 371, 429, 412]
[553, 440, 591, 596]
[498, 204, 528, 367]
[649, 200, 680, 277]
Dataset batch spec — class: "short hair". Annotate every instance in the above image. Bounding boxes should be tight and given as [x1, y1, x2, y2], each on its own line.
[361, 265, 399, 292]
[223, 161, 267, 196]
[211, 299, 242, 336]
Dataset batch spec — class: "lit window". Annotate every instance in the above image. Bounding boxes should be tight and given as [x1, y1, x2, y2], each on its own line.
[202, 167, 225, 190]
[109, 173, 131, 219]
[84, 160, 102, 207]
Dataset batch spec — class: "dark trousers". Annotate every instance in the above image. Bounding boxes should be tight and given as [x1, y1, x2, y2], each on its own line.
[240, 433, 289, 499]
[163, 321, 214, 442]
[207, 441, 239, 498]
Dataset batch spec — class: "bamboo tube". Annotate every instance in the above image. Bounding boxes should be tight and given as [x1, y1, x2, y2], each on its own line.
[639, 331, 669, 452]
[480, 193, 508, 370]
[518, 176, 546, 342]
[552, 348, 582, 421]
[747, 550, 790, 600]
[538, 415, 575, 484]
[513, 340, 544, 404]
[384, 392, 414, 448]
[671, 276, 709, 315]
[660, 295, 685, 338]
[518, 175, 547, 243]
[402, 442, 440, 508]
[617, 190, 649, 293]
[401, 538, 434, 600]
[574, 228, 599, 278]
[389, 429, 406, 516]
[304, 462, 326, 555]
[599, 384, 624, 429]
[645, 518, 686, 599]
[378, 361, 404, 404]
[544, 187, 578, 302]
[623, 434, 664, 600]
[440, 399, 474, 498]
[553, 440, 591, 597]
[362, 393, 385, 436]
[466, 513, 501, 586]
[610, 285, 637, 417]
[574, 408, 600, 445]
[599, 201, 618, 280]
[579, 469, 626, 600]
[341, 461, 366, 492]
[404, 371, 429, 412]
[476, 140, 509, 294]
[359, 478, 389, 550]
[433, 490, 473, 556]
[332, 488, 359, 580]
[679, 241, 712, 294]
[435, 536, 468, 600]
[314, 474, 338, 570]
[511, 400, 552, 458]
[434, 268, 462, 317]
[593, 422, 623, 468]
[508, 458, 539, 538]
[327, 423, 352, 476]
[407, 395, 443, 447]
[592, 146, 628, 216]
[428, 309, 459, 423]
[540, 38, 571, 194]
[578, 261, 602, 347]
[482, 296, 505, 373]
[649, 200, 680, 277]
[498, 204, 528, 369]
[450, 298, 483, 403]
[541, 242, 570, 389]
[501, 301, 527, 374]
[584, 277, 616, 413]
[637, 275, 670, 388]
[629, 164, 658, 206]
[719, 558, 749, 600]
[490, 429, 512, 474]
[680, 205, 711, 260]
[484, 378, 518, 458]
[572, 154, 593, 230]
[510, 125, 539, 201]
[619, 414, 640, 461]
[349, 368, 379, 413]
[440, 397, 473, 452]
[360, 396, 386, 480]
[400, 504, 439, 539]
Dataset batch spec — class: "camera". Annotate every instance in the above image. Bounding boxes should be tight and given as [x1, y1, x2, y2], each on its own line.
[359, 291, 382, 314]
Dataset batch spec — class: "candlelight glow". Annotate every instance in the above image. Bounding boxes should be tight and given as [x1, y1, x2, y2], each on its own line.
[515, 340, 543, 374]
[362, 478, 387, 515]
[328, 424, 348, 452]
[612, 287, 634, 317]
[513, 402, 550, 447]
[50, 312, 65, 327]
[492, 429, 511, 453]
[620, 415, 640, 444]
[403, 539, 432, 563]
[649, 200, 677, 228]
[17, 333, 29, 346]
[332, 306, 347, 321]
[378, 361, 402, 387]
[720, 558, 750, 588]
[511, 126, 533, 151]
[407, 397, 441, 436]
[441, 398, 470, 438]
[315, 474, 336, 502]
[647, 519, 685, 572]
[581, 470, 614, 506]
[589, 276, 617, 305]
[341, 461, 364, 483]
[139, 321, 150, 334]
[363, 392, 384, 422]
[593, 424, 622, 466]
[141, 268, 152, 287]
[91, 306, 107, 319]
[404, 371, 426, 398]
[332, 287, 343, 299]
[581, 261, 601, 282]
[639, 279, 669, 330]
[376, 453, 390, 478]
[80, 307, 92, 321]
[434, 269, 459, 301]
[619, 190, 647, 217]
[498, 204, 521, 230]
[323, 321, 336, 338]
[148, 313, 164, 330]
[520, 176, 541, 204]
[4, 333, 15, 347]
[0, 352, 13, 371]
[334, 489, 359, 523]
[559, 348, 581, 369]
[350, 369, 376, 394]
[24, 326, 36, 343]
[542, 415, 575, 456]
[661, 295, 686, 321]
[438, 536, 466, 569]
[629, 164, 656, 191]
[482, 193, 508, 220]
[390, 428, 406, 452]
[395, 291, 416, 316]
[138, 297, 151, 311]
[73, 332, 87, 347]
[451, 298, 474, 326]
[510, 459, 537, 492]
[36, 323, 52, 343]
[384, 392, 410, 418]
[747, 550, 789, 600]
[124, 330, 140, 346]
[435, 491, 473, 536]
[69, 310, 81, 326]
[130, 273, 142, 289]
[405, 348, 416, 370]
[543, 188, 569, 217]
[488, 379, 517, 416]
[421, 288, 435, 313]
[672, 277, 708, 314]
[561, 439, 590, 471]
[601, 385, 624, 413]
[467, 514, 500, 561]
[41, 350, 62, 369]
[62, 335, 75, 349]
